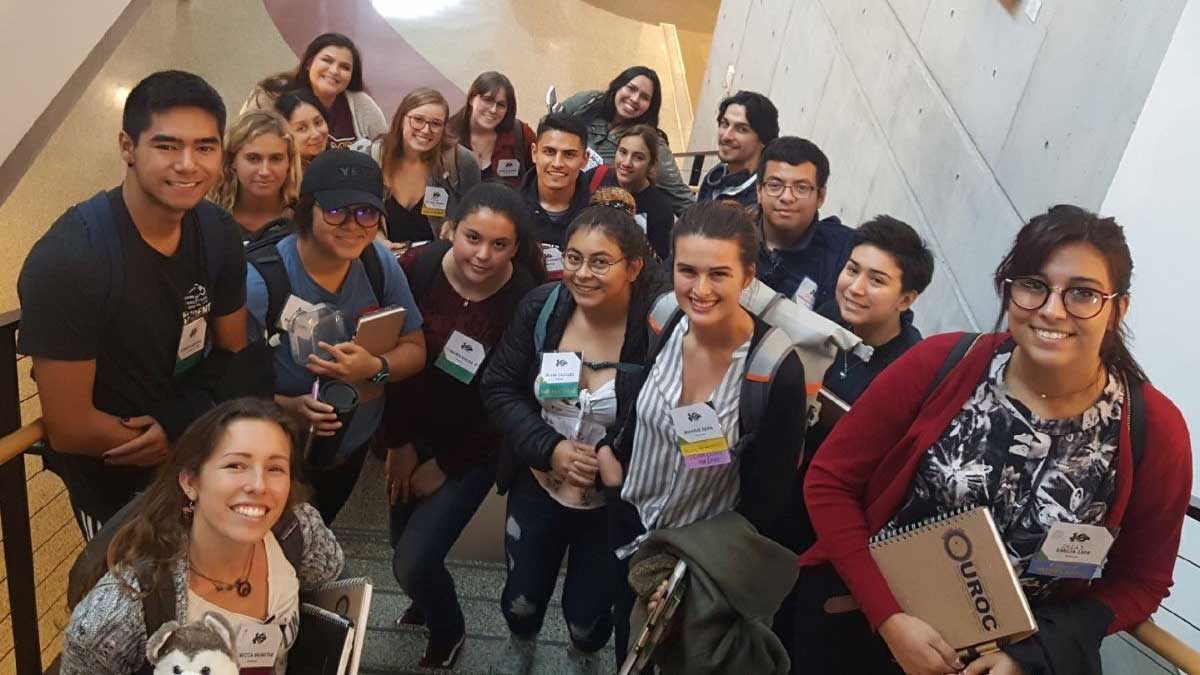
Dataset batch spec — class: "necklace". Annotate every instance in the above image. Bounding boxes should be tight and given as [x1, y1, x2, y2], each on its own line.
[189, 543, 255, 597]
[1035, 367, 1105, 400]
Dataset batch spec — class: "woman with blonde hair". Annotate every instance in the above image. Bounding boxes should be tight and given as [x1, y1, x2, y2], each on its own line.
[372, 87, 481, 251]
[209, 110, 302, 242]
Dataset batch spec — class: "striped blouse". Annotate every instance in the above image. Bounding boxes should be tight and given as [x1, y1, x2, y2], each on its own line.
[618, 315, 751, 559]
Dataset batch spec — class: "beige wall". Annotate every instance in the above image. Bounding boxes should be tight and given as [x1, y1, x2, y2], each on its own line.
[0, 0, 133, 167]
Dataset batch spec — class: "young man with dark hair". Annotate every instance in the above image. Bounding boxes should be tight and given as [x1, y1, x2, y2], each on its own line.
[697, 90, 779, 207]
[519, 112, 615, 275]
[818, 215, 933, 402]
[754, 136, 854, 310]
[17, 70, 266, 537]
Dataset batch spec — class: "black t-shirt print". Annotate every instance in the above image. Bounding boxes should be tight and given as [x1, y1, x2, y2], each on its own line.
[17, 187, 245, 422]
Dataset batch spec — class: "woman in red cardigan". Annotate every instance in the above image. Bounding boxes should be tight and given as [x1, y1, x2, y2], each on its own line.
[796, 205, 1192, 675]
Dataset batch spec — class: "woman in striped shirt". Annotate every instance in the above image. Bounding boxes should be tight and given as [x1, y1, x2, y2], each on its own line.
[598, 200, 808, 659]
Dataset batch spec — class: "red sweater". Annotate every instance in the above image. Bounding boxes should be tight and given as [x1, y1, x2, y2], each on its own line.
[799, 332, 1193, 635]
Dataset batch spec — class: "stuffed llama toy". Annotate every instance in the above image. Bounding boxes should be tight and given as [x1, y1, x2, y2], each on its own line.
[146, 611, 239, 675]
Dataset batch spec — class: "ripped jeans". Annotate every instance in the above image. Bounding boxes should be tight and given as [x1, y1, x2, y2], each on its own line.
[500, 470, 617, 653]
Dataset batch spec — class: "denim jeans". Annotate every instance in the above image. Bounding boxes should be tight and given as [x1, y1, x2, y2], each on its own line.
[501, 471, 617, 653]
[390, 461, 494, 640]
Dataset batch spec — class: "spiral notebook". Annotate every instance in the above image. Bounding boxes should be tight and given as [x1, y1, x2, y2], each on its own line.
[300, 577, 373, 674]
[290, 604, 354, 675]
[869, 506, 1037, 655]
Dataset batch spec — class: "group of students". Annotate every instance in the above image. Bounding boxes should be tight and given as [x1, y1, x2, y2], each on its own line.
[16, 29, 1192, 675]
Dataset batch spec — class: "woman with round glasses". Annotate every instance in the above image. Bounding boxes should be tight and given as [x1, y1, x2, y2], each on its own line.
[372, 88, 481, 252]
[794, 205, 1192, 674]
[448, 72, 536, 188]
[481, 205, 669, 674]
[247, 149, 427, 523]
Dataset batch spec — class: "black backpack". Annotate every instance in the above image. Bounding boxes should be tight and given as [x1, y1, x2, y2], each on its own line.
[244, 229, 387, 345]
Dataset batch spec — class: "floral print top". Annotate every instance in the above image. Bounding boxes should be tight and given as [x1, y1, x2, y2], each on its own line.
[883, 344, 1123, 599]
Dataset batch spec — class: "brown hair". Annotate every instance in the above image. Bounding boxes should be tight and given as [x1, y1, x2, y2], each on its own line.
[449, 71, 518, 144]
[98, 399, 307, 598]
[993, 204, 1146, 383]
[617, 124, 660, 184]
[671, 201, 759, 269]
[209, 111, 301, 211]
[382, 88, 453, 180]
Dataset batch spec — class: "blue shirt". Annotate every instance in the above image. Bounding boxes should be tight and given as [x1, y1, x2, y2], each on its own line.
[756, 211, 854, 310]
[246, 235, 423, 457]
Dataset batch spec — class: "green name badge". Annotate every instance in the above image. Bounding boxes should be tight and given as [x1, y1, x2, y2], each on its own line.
[536, 351, 582, 400]
[434, 330, 486, 385]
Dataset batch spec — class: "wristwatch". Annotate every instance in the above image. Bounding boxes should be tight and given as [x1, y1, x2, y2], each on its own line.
[369, 356, 390, 384]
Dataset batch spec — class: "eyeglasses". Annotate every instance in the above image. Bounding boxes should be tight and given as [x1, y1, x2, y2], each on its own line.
[563, 251, 624, 275]
[321, 205, 382, 230]
[406, 114, 446, 132]
[762, 180, 817, 199]
[1005, 277, 1120, 320]
[477, 94, 508, 111]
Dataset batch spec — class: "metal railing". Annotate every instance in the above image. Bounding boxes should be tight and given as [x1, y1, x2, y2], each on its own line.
[0, 305, 1198, 673]
[676, 149, 720, 188]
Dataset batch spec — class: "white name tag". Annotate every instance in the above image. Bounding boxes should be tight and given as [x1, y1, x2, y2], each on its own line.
[421, 186, 450, 218]
[177, 317, 207, 364]
[634, 213, 648, 233]
[497, 159, 521, 178]
[542, 244, 564, 279]
[435, 330, 487, 384]
[1026, 522, 1115, 580]
[278, 294, 317, 332]
[670, 403, 731, 469]
[536, 351, 581, 400]
[236, 623, 283, 670]
[793, 276, 819, 310]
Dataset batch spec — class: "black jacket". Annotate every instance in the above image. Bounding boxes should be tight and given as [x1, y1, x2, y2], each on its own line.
[816, 301, 923, 404]
[605, 314, 808, 551]
[518, 166, 613, 248]
[481, 269, 671, 493]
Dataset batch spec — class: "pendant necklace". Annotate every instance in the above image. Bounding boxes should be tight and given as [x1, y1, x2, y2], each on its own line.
[190, 542, 256, 597]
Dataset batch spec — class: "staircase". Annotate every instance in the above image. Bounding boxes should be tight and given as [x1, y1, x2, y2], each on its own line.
[330, 452, 618, 674]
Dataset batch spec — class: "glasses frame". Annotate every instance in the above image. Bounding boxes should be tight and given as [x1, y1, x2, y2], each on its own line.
[321, 205, 382, 230]
[406, 114, 446, 132]
[563, 251, 625, 276]
[762, 180, 818, 199]
[1003, 276, 1121, 320]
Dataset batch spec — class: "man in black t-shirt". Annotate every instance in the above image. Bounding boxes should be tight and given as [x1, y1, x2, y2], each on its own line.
[17, 71, 262, 537]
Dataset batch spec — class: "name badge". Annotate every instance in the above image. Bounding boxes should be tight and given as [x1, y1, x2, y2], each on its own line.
[278, 294, 317, 332]
[536, 351, 581, 400]
[236, 623, 283, 673]
[497, 159, 521, 178]
[670, 403, 731, 469]
[1026, 522, 1115, 580]
[435, 330, 487, 384]
[793, 276, 819, 310]
[542, 244, 564, 280]
[175, 317, 207, 375]
[634, 213, 648, 234]
[420, 186, 450, 218]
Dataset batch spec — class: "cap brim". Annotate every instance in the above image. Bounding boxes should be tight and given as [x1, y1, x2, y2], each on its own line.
[313, 189, 385, 213]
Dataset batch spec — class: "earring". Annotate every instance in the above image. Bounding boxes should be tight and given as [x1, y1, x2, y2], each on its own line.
[182, 493, 196, 519]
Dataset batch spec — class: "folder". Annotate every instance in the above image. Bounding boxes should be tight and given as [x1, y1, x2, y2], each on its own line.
[869, 506, 1038, 655]
[289, 603, 354, 675]
[299, 577, 374, 675]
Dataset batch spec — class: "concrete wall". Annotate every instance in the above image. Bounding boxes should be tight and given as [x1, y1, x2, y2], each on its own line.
[1100, 0, 1200, 654]
[691, 0, 1186, 336]
[0, 0, 133, 167]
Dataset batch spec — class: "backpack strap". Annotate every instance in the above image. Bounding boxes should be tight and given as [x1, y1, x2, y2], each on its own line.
[245, 240, 293, 345]
[1128, 378, 1146, 468]
[533, 285, 562, 355]
[77, 191, 124, 322]
[514, 122, 527, 167]
[589, 164, 610, 193]
[139, 567, 175, 641]
[272, 508, 305, 570]
[646, 292, 682, 355]
[924, 332, 982, 402]
[359, 243, 387, 305]
[738, 326, 800, 438]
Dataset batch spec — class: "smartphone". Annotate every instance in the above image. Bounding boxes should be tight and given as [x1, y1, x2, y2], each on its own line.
[354, 306, 406, 356]
[619, 560, 688, 675]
